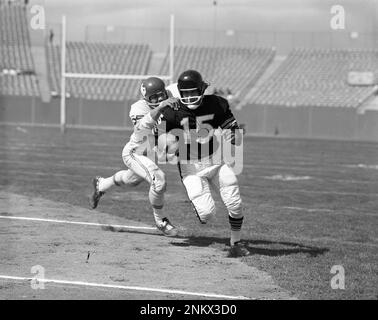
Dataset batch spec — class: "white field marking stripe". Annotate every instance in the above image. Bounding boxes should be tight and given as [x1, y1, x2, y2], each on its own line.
[256, 175, 376, 185]
[0, 121, 133, 132]
[0, 159, 119, 171]
[2, 156, 377, 181]
[242, 164, 362, 172]
[2, 164, 376, 186]
[284, 207, 377, 218]
[262, 205, 377, 218]
[243, 185, 378, 197]
[2, 215, 377, 248]
[0, 275, 250, 300]
[0, 216, 157, 231]
[0, 160, 179, 175]
[2, 146, 375, 172]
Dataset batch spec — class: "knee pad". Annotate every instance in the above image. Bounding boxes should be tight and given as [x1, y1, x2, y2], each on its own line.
[184, 176, 216, 224]
[221, 185, 243, 219]
[150, 169, 166, 194]
[191, 193, 216, 224]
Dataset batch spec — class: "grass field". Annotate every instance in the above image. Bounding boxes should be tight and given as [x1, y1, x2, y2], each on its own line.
[0, 124, 377, 300]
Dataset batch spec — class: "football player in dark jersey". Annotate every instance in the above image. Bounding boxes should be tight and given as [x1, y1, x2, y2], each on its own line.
[164, 70, 248, 256]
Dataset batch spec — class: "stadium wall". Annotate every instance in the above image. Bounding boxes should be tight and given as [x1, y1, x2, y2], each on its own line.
[1, 97, 377, 141]
[0, 96, 134, 128]
[234, 104, 378, 142]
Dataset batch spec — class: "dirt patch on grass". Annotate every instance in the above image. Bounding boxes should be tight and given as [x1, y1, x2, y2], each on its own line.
[0, 191, 294, 300]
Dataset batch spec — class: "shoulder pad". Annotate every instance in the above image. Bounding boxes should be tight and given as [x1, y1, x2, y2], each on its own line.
[130, 99, 150, 117]
[167, 83, 180, 98]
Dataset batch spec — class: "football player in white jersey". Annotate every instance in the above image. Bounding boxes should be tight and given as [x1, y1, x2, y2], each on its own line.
[90, 77, 179, 237]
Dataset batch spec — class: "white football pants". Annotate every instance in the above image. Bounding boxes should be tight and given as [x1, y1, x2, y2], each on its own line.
[178, 159, 243, 223]
[122, 151, 166, 209]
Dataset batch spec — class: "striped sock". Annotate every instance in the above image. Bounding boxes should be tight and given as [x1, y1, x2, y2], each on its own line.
[229, 216, 244, 246]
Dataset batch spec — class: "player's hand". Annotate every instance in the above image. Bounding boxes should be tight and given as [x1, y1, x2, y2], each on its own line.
[159, 97, 180, 111]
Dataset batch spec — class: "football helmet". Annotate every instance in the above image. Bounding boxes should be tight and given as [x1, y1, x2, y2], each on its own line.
[177, 70, 209, 110]
[140, 77, 168, 108]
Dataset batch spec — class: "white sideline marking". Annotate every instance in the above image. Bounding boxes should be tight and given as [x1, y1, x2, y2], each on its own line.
[0, 215, 157, 231]
[0, 275, 250, 300]
[282, 206, 334, 213]
[264, 174, 313, 181]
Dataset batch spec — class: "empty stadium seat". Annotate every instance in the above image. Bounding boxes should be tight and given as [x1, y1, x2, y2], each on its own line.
[159, 45, 276, 100]
[0, 1, 39, 97]
[47, 42, 151, 100]
[249, 48, 378, 108]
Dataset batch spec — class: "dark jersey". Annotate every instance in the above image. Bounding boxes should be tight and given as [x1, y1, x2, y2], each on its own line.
[160, 95, 239, 161]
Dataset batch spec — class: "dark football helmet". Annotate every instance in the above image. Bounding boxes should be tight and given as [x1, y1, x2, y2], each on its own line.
[140, 77, 168, 108]
[177, 70, 209, 110]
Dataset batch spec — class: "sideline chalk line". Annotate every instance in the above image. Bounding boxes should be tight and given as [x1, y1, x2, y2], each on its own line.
[0, 215, 157, 231]
[0, 275, 251, 300]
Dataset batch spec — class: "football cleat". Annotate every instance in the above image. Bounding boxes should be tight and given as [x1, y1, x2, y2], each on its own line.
[228, 241, 250, 258]
[90, 176, 104, 209]
[156, 217, 178, 237]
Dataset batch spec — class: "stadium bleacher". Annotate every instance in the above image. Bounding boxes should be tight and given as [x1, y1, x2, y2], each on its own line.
[249, 48, 378, 108]
[0, 0, 39, 97]
[159, 45, 276, 100]
[47, 42, 152, 101]
[1, 0, 377, 141]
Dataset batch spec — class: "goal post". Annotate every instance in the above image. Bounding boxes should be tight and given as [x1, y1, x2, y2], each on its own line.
[60, 14, 175, 133]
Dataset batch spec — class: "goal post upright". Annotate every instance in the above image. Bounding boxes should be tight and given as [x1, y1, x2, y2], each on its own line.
[60, 15, 67, 134]
[169, 14, 175, 85]
[59, 14, 175, 133]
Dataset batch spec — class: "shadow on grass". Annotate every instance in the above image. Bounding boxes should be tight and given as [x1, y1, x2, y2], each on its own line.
[170, 236, 329, 257]
[102, 226, 329, 258]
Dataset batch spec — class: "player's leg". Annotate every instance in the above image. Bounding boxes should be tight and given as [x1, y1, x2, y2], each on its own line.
[90, 170, 143, 209]
[178, 163, 216, 224]
[123, 153, 177, 236]
[99, 170, 143, 190]
[212, 164, 246, 251]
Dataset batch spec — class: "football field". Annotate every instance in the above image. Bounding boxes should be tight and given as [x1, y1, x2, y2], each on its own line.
[0, 124, 377, 300]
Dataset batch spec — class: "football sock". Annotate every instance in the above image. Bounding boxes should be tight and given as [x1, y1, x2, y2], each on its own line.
[153, 208, 164, 226]
[98, 170, 130, 192]
[229, 216, 244, 246]
[98, 176, 114, 192]
[230, 230, 241, 246]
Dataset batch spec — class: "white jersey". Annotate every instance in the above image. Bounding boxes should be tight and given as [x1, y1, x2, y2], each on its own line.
[166, 83, 180, 99]
[123, 99, 158, 156]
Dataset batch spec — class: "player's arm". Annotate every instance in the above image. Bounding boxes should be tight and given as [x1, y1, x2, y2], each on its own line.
[134, 98, 179, 132]
[219, 99, 243, 146]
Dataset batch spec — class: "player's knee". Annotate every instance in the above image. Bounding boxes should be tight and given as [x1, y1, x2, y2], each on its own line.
[151, 169, 166, 194]
[183, 175, 216, 223]
[197, 204, 216, 224]
[227, 198, 243, 219]
[220, 169, 239, 188]
[221, 185, 243, 218]
[191, 193, 216, 224]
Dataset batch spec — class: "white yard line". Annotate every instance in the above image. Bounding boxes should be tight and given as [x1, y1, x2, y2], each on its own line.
[1, 214, 377, 248]
[242, 185, 378, 197]
[276, 206, 377, 218]
[0, 215, 157, 231]
[0, 275, 250, 300]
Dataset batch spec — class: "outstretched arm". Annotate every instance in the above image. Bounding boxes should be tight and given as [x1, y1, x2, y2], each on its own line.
[135, 97, 179, 132]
